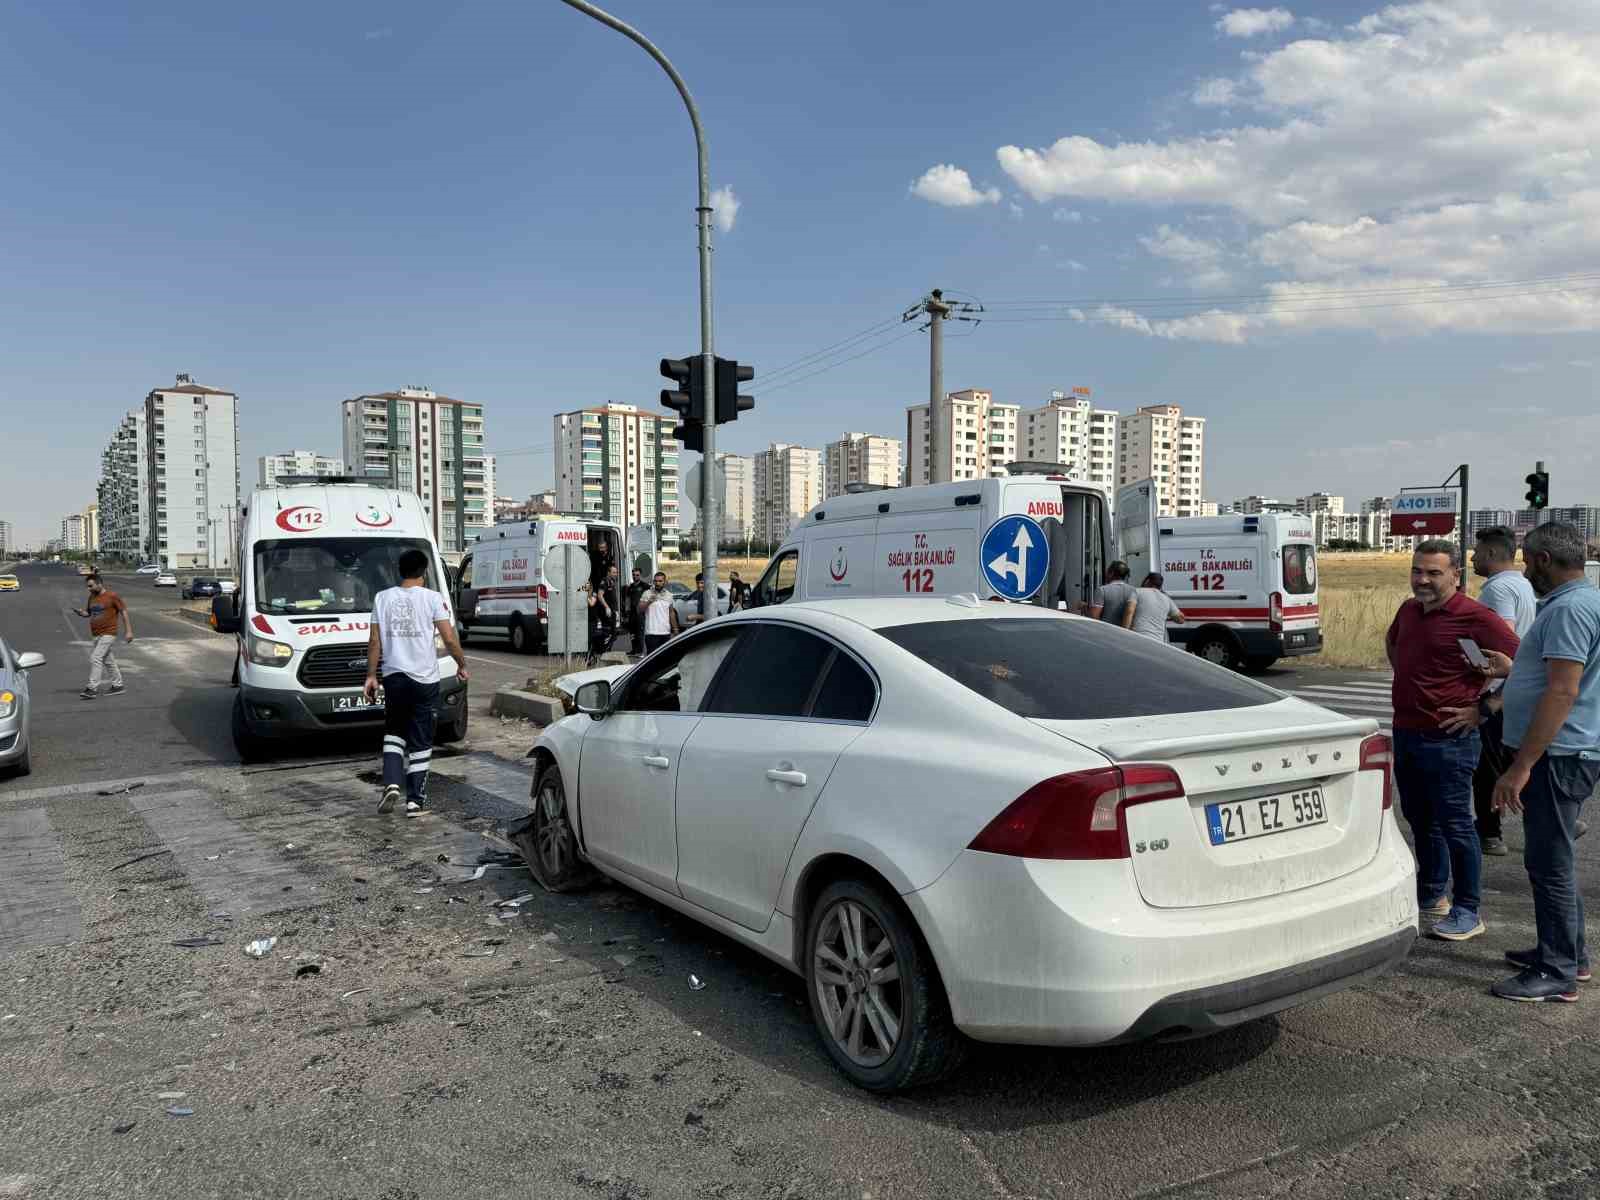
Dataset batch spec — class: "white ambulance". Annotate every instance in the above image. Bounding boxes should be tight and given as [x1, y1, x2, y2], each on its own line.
[455, 517, 656, 654]
[212, 479, 466, 760]
[1130, 509, 1322, 672]
[745, 469, 1124, 612]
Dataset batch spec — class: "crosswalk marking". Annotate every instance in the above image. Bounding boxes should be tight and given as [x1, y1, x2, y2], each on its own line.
[1280, 676, 1394, 733]
[0, 809, 83, 955]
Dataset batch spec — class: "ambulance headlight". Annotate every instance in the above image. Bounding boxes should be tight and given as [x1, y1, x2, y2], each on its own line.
[246, 633, 294, 667]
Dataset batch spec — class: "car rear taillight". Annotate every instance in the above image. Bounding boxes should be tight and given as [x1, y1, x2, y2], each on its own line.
[1269, 591, 1284, 633]
[968, 764, 1186, 860]
[1360, 733, 1394, 810]
[537, 584, 548, 602]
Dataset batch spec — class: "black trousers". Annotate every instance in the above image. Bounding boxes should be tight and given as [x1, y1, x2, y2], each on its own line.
[1473, 708, 1511, 841]
[382, 673, 439, 801]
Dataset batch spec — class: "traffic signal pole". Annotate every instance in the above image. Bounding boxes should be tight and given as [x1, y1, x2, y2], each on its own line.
[558, 0, 718, 616]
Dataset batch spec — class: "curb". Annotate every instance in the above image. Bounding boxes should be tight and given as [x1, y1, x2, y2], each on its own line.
[490, 689, 564, 726]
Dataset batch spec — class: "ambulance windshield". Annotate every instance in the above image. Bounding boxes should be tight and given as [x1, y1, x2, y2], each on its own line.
[254, 538, 438, 615]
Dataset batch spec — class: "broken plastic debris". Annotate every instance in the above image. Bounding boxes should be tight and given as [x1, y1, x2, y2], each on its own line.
[165, 1106, 194, 1117]
[97, 781, 147, 796]
[495, 893, 536, 909]
[107, 848, 173, 873]
[155, 1092, 186, 1100]
[413, 887, 434, 895]
[208, 910, 231, 921]
[244, 937, 278, 959]
[688, 974, 707, 991]
[284, 843, 296, 850]
[112, 1121, 136, 1135]
[339, 988, 371, 1000]
[611, 954, 636, 967]
[436, 853, 450, 864]
[1, 1014, 15, 1022]
[461, 947, 497, 958]
[295, 964, 322, 978]
[172, 937, 224, 949]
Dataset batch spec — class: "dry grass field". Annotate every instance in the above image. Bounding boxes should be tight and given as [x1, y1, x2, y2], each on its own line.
[661, 550, 1445, 670]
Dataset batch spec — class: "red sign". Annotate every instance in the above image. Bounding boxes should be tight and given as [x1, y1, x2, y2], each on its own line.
[1389, 513, 1457, 536]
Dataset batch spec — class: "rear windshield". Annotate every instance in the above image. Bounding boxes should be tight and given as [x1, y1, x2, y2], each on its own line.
[1283, 544, 1317, 595]
[877, 617, 1282, 720]
[254, 538, 437, 615]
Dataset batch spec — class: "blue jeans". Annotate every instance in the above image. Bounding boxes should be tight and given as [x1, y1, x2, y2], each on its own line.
[1519, 752, 1600, 984]
[1394, 728, 1483, 914]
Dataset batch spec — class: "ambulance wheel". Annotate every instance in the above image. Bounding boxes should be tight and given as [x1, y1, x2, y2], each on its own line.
[1191, 633, 1244, 672]
[1245, 656, 1279, 674]
[231, 696, 268, 763]
[509, 617, 531, 654]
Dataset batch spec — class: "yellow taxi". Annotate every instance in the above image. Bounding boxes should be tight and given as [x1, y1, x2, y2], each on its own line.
[0, 575, 19, 592]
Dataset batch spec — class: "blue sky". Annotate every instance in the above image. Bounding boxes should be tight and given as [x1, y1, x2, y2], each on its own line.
[2, 0, 1597, 546]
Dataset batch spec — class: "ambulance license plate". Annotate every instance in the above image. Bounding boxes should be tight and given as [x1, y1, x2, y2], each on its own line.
[1206, 787, 1327, 845]
[334, 691, 383, 711]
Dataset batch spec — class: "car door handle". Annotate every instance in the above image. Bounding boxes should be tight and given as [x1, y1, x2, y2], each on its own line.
[642, 755, 670, 769]
[766, 768, 808, 786]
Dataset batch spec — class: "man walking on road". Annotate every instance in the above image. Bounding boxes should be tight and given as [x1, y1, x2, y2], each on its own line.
[1474, 523, 1600, 1003]
[1387, 540, 1520, 941]
[72, 573, 133, 699]
[1470, 526, 1537, 856]
[364, 549, 468, 818]
[637, 571, 679, 654]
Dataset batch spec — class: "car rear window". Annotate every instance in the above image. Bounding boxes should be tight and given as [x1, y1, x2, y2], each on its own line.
[1283, 544, 1316, 595]
[877, 617, 1282, 720]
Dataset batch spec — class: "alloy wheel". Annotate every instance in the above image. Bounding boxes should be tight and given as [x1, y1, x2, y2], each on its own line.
[534, 777, 572, 879]
[812, 899, 903, 1068]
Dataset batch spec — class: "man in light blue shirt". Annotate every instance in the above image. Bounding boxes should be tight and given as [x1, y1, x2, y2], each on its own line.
[1477, 523, 1600, 1002]
[1470, 525, 1538, 856]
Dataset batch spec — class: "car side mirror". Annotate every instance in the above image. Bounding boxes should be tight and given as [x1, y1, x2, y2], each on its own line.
[574, 679, 611, 716]
[15, 652, 45, 670]
[211, 593, 241, 635]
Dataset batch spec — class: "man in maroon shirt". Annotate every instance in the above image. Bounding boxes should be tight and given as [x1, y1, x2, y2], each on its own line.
[1386, 540, 1521, 942]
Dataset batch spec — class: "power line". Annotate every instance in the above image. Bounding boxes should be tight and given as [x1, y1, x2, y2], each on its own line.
[756, 327, 925, 397]
[757, 316, 904, 387]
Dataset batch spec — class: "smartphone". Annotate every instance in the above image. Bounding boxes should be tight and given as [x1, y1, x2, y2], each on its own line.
[1458, 637, 1489, 668]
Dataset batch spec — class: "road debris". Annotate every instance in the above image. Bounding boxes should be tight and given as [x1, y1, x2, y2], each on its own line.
[244, 937, 278, 959]
[494, 893, 536, 909]
[436, 853, 450, 864]
[164, 1106, 194, 1118]
[339, 988, 371, 1000]
[172, 937, 224, 949]
[155, 1092, 186, 1100]
[413, 887, 434, 895]
[107, 848, 173, 873]
[461, 947, 497, 958]
[688, 974, 707, 991]
[97, 781, 147, 796]
[295, 964, 322, 978]
[612, 954, 636, 967]
[112, 1122, 136, 1135]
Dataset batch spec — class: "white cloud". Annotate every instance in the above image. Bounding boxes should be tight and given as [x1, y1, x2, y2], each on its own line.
[1571, 359, 1596, 368]
[909, 164, 1001, 207]
[1140, 224, 1223, 265]
[974, 0, 1600, 341]
[1498, 362, 1546, 374]
[1216, 7, 1294, 37]
[1063, 259, 1088, 272]
[1052, 208, 1085, 223]
[1008, 200, 1025, 220]
[709, 185, 740, 233]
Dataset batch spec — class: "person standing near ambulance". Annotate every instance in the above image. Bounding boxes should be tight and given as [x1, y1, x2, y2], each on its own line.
[364, 549, 468, 818]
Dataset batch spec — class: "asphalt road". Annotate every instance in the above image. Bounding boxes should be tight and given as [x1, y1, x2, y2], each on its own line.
[3, 560, 1599, 1199]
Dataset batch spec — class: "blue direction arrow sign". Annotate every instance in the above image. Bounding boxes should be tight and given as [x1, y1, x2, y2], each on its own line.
[980, 515, 1049, 600]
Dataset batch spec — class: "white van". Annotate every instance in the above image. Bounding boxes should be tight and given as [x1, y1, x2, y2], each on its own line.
[212, 480, 465, 759]
[455, 517, 656, 654]
[1136, 511, 1322, 671]
[746, 472, 1119, 612]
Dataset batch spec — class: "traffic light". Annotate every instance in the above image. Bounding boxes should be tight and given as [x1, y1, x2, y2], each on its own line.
[714, 357, 755, 424]
[1525, 469, 1549, 510]
[660, 355, 707, 454]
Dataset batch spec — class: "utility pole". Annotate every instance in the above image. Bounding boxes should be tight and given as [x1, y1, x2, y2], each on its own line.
[559, 0, 718, 614]
[902, 289, 981, 484]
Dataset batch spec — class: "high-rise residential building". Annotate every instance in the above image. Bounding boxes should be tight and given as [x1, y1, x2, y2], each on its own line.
[1538, 507, 1600, 540]
[341, 386, 489, 554]
[1199, 501, 1220, 517]
[1019, 389, 1119, 489]
[753, 443, 824, 546]
[1233, 496, 1297, 515]
[1296, 493, 1344, 515]
[81, 503, 99, 554]
[1313, 511, 1366, 547]
[0, 520, 11, 556]
[823, 432, 902, 498]
[259, 450, 345, 487]
[483, 454, 497, 522]
[715, 452, 755, 543]
[61, 513, 86, 552]
[145, 374, 241, 571]
[552, 403, 680, 551]
[1467, 509, 1517, 542]
[904, 390, 1019, 485]
[97, 409, 149, 563]
[1116, 404, 1205, 517]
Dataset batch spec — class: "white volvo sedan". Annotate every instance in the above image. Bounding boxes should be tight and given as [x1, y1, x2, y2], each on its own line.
[519, 597, 1417, 1091]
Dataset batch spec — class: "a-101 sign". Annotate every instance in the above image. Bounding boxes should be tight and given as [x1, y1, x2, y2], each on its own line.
[1389, 487, 1461, 536]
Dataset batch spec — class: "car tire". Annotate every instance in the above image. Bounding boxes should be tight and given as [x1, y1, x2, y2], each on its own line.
[1191, 633, 1244, 672]
[436, 701, 467, 744]
[509, 617, 530, 655]
[516, 764, 595, 893]
[231, 696, 268, 764]
[805, 878, 966, 1092]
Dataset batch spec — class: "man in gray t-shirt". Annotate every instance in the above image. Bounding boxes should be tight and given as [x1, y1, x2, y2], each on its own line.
[1129, 573, 1186, 643]
[1093, 561, 1137, 629]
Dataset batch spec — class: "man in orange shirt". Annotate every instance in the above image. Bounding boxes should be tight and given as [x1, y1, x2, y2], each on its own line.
[72, 574, 134, 699]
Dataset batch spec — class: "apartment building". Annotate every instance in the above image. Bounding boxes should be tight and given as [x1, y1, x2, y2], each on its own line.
[82, 502, 99, 554]
[259, 450, 345, 488]
[1233, 495, 1299, 515]
[552, 403, 680, 552]
[716, 452, 755, 543]
[1297, 493, 1344, 515]
[61, 513, 86, 553]
[341, 386, 490, 554]
[144, 374, 241, 571]
[1466, 509, 1517, 542]
[753, 443, 824, 546]
[97, 409, 149, 563]
[823, 432, 901, 498]
[1019, 389, 1118, 488]
[0, 520, 10, 556]
[1117, 404, 1205, 518]
[904, 390, 1019, 485]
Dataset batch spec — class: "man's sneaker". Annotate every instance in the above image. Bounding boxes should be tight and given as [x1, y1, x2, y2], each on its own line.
[1505, 947, 1592, 983]
[78, 689, 98, 700]
[1491, 969, 1579, 1003]
[1431, 907, 1486, 941]
[1481, 836, 1508, 856]
[377, 785, 401, 814]
[106, 684, 126, 697]
[1420, 895, 1451, 918]
[405, 800, 427, 819]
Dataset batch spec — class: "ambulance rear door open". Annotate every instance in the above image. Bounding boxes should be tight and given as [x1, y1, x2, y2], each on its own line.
[1003, 480, 1109, 611]
[1114, 478, 1160, 586]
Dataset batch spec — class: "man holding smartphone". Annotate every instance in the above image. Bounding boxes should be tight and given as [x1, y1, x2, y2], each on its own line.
[1387, 540, 1521, 942]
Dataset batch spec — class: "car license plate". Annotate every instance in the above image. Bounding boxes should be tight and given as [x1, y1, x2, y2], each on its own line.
[1206, 786, 1327, 845]
[334, 692, 383, 711]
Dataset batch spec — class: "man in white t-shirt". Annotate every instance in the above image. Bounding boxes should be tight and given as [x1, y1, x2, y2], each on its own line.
[364, 548, 468, 817]
[637, 570, 680, 655]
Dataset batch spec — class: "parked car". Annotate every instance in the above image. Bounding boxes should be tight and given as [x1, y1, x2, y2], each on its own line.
[0, 575, 19, 593]
[671, 583, 730, 628]
[135, 563, 161, 575]
[218, 579, 237, 594]
[0, 635, 47, 777]
[519, 598, 1416, 1091]
[154, 572, 178, 588]
[182, 577, 222, 600]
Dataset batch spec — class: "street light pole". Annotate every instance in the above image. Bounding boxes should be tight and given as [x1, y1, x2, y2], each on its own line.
[556, 0, 717, 616]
